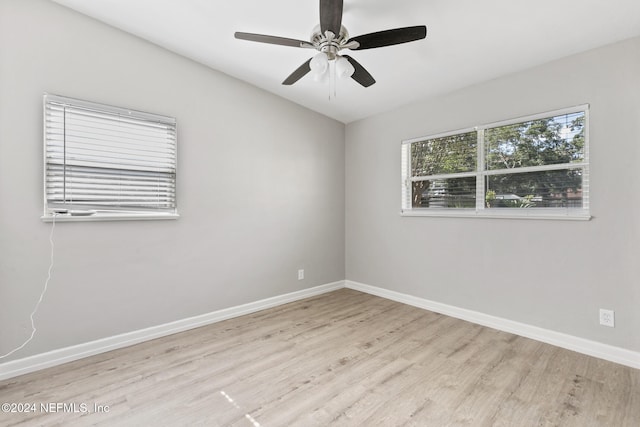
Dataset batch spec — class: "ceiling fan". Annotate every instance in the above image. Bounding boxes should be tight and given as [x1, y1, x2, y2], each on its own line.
[234, 0, 427, 87]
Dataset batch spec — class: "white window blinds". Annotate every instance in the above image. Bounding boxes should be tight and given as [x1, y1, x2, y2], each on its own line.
[44, 94, 177, 219]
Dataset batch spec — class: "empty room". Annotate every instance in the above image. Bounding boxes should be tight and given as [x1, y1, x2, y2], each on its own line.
[1, 0, 639, 425]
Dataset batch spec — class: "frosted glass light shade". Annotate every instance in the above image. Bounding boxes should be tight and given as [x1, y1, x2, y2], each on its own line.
[336, 56, 355, 78]
[310, 52, 329, 75]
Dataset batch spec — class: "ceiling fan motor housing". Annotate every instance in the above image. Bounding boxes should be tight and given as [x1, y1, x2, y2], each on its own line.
[311, 25, 352, 60]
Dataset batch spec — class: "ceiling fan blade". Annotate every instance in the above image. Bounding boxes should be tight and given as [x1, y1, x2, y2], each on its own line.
[235, 32, 314, 48]
[342, 55, 375, 87]
[320, 0, 343, 36]
[282, 59, 312, 85]
[349, 26, 427, 50]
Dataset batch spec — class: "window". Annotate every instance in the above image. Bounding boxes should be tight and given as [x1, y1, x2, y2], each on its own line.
[43, 94, 177, 221]
[401, 105, 589, 219]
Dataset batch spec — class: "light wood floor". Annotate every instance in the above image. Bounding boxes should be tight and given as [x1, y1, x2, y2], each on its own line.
[1, 289, 638, 426]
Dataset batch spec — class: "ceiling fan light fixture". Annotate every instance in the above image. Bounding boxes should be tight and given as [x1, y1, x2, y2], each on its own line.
[335, 56, 355, 78]
[310, 52, 329, 75]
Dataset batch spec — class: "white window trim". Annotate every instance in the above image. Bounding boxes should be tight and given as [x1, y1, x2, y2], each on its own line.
[42, 93, 179, 222]
[401, 105, 590, 220]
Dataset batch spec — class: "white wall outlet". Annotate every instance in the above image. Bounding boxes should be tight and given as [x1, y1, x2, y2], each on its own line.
[599, 309, 615, 327]
[298, 269, 304, 280]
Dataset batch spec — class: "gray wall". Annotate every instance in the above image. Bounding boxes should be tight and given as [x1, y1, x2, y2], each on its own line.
[0, 0, 345, 360]
[346, 37, 640, 352]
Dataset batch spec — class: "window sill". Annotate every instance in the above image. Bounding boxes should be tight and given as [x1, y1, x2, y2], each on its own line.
[41, 212, 179, 222]
[400, 208, 591, 221]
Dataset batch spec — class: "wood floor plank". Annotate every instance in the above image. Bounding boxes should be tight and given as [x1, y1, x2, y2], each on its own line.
[1, 289, 638, 426]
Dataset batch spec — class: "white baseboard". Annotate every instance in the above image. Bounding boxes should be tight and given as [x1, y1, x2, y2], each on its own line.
[345, 280, 640, 370]
[3, 279, 637, 381]
[0, 281, 344, 381]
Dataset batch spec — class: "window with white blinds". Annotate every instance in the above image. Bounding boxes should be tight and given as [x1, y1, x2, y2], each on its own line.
[401, 105, 590, 220]
[43, 94, 177, 220]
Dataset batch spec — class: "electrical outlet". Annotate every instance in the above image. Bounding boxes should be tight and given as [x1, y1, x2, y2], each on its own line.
[298, 269, 304, 280]
[599, 309, 615, 327]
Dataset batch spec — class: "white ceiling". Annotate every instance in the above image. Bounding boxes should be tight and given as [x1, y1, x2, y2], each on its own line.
[52, 0, 640, 123]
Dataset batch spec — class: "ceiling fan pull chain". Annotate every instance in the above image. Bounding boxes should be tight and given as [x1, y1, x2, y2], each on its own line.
[329, 60, 336, 100]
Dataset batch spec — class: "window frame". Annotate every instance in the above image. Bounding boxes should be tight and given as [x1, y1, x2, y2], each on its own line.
[42, 93, 179, 222]
[401, 105, 590, 220]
